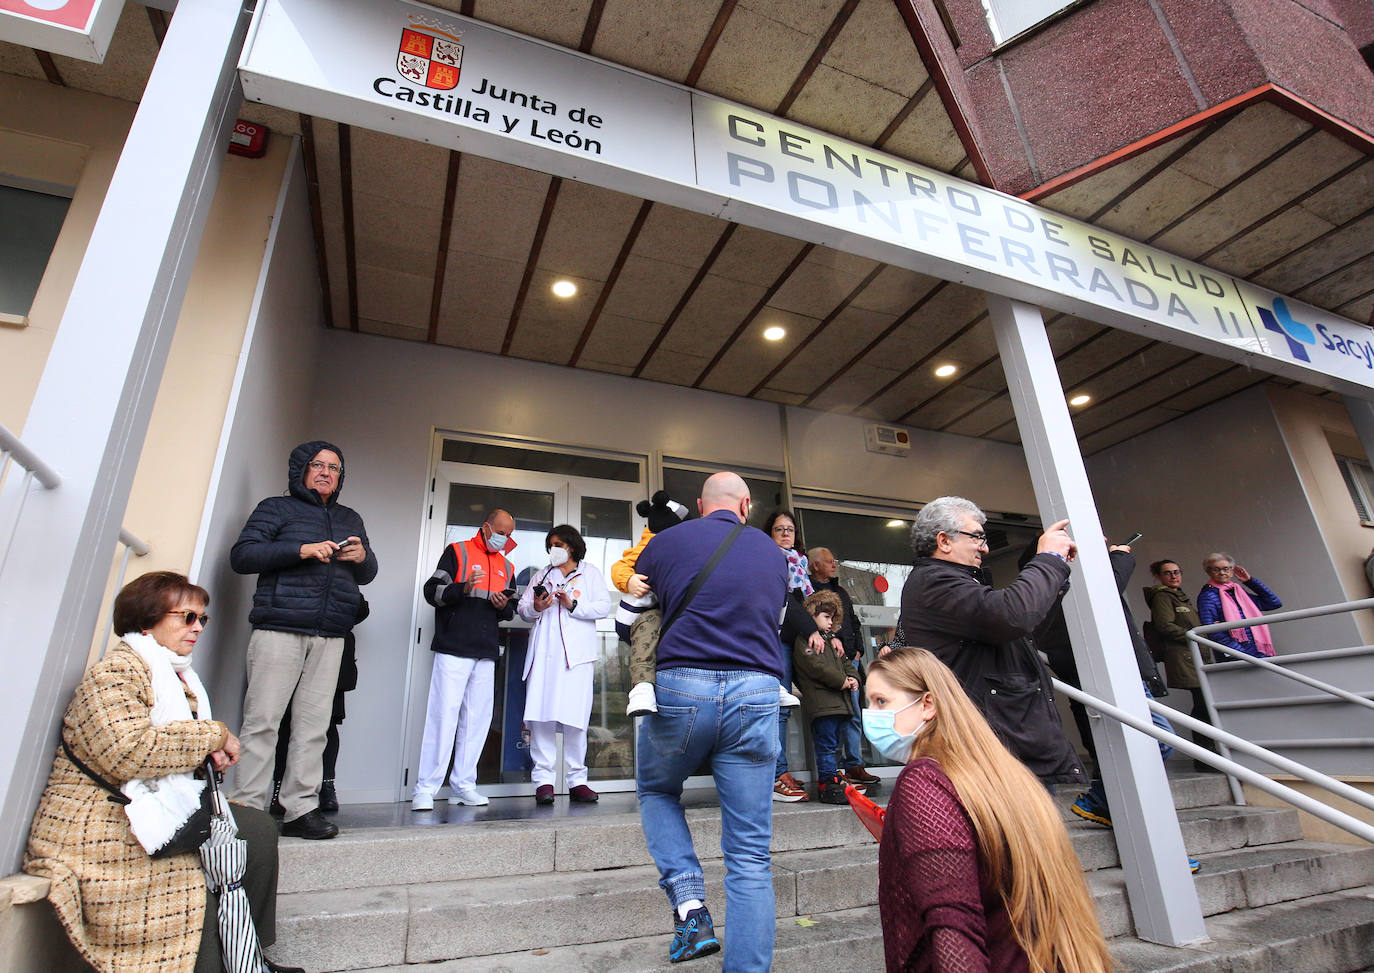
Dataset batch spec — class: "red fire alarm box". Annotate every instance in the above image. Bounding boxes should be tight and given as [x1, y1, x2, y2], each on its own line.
[228, 119, 269, 158]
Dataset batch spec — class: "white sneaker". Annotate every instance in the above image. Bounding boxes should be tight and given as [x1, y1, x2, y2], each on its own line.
[626, 681, 658, 716]
[411, 792, 434, 812]
[779, 686, 801, 708]
[452, 787, 489, 806]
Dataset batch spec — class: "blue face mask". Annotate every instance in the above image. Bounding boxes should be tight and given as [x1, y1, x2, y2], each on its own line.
[862, 695, 927, 764]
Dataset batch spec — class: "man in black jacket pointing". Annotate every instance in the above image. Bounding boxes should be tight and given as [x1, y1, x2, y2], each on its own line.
[231, 440, 378, 839]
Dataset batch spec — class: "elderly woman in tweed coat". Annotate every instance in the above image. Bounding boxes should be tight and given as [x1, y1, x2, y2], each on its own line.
[24, 572, 299, 973]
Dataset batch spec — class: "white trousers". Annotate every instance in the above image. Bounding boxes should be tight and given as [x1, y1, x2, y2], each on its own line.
[527, 720, 587, 788]
[415, 655, 495, 796]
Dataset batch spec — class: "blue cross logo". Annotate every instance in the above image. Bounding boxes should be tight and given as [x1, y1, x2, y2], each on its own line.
[1257, 298, 1315, 362]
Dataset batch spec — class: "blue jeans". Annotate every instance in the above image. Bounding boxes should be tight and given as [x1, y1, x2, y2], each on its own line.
[774, 648, 792, 779]
[637, 667, 780, 973]
[841, 661, 863, 767]
[811, 715, 845, 777]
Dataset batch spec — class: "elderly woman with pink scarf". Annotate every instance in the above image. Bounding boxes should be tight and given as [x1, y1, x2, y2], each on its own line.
[1196, 552, 1282, 658]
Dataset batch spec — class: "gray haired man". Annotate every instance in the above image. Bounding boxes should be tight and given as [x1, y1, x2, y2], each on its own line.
[898, 496, 1083, 785]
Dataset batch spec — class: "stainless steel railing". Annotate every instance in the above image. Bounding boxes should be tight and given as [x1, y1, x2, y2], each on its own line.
[1187, 599, 1374, 804]
[1054, 679, 1374, 844]
[96, 528, 152, 653]
[0, 421, 62, 576]
[3, 422, 150, 653]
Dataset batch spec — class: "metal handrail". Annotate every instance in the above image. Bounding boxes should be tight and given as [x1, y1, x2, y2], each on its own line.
[97, 529, 151, 654]
[0, 422, 63, 576]
[1053, 680, 1374, 844]
[1192, 632, 1374, 712]
[1186, 597, 1374, 805]
[0, 422, 62, 489]
[1188, 600, 1374, 713]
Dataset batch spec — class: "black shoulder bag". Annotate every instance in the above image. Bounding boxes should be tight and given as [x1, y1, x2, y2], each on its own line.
[658, 520, 745, 637]
[62, 739, 216, 858]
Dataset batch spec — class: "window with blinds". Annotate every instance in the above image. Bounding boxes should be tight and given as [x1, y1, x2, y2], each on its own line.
[1336, 455, 1374, 526]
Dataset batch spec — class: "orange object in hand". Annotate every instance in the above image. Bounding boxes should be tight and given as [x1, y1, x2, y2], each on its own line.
[846, 784, 885, 841]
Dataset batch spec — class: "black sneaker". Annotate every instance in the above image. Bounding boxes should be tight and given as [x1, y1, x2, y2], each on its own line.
[269, 780, 284, 817]
[281, 809, 339, 840]
[319, 778, 339, 813]
[819, 772, 849, 805]
[669, 906, 720, 963]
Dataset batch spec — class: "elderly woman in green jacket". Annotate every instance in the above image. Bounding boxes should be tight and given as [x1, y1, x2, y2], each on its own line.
[1144, 559, 1217, 770]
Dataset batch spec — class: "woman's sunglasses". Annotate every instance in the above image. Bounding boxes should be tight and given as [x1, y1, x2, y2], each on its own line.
[165, 610, 210, 626]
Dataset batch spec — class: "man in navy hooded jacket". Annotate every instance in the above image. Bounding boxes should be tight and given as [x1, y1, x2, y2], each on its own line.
[231, 441, 378, 839]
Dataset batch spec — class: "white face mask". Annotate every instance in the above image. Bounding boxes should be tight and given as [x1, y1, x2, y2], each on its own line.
[548, 546, 570, 567]
[485, 529, 508, 552]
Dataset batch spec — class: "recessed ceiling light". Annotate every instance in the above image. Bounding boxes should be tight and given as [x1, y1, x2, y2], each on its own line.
[1069, 393, 1091, 406]
[763, 326, 786, 341]
[934, 364, 957, 378]
[886, 519, 906, 528]
[551, 280, 577, 298]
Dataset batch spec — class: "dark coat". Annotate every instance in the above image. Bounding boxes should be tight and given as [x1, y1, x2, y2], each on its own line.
[423, 535, 516, 660]
[1028, 547, 1166, 697]
[899, 554, 1083, 785]
[793, 630, 853, 721]
[230, 440, 378, 638]
[1144, 584, 1207, 688]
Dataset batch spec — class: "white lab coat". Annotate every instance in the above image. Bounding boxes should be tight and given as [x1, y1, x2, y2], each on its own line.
[517, 560, 612, 729]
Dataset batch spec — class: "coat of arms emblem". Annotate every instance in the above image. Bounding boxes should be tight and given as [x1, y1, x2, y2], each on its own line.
[397, 23, 463, 90]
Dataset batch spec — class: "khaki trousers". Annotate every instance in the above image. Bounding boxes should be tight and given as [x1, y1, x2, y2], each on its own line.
[234, 629, 343, 821]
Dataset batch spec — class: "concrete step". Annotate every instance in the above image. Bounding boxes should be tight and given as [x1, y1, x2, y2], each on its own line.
[277, 773, 1240, 894]
[1084, 841, 1374, 939]
[276, 800, 876, 894]
[1110, 885, 1374, 972]
[320, 885, 1374, 973]
[345, 905, 887, 973]
[268, 820, 1363, 970]
[1067, 802, 1304, 873]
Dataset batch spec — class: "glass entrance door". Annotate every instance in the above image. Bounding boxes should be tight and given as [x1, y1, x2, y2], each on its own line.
[399, 437, 644, 800]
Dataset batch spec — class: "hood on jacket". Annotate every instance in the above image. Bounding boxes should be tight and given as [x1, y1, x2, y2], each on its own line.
[1144, 582, 1191, 603]
[289, 439, 346, 506]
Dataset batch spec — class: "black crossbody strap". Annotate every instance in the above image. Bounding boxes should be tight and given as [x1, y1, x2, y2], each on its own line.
[660, 520, 745, 636]
[61, 738, 130, 805]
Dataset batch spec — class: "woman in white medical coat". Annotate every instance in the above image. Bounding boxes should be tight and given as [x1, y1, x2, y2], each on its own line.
[518, 524, 612, 804]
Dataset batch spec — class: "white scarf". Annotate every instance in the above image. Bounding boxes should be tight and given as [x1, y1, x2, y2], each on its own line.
[118, 632, 213, 855]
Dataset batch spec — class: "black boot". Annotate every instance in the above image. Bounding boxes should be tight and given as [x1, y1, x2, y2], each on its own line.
[269, 780, 285, 817]
[319, 778, 339, 813]
[819, 772, 849, 805]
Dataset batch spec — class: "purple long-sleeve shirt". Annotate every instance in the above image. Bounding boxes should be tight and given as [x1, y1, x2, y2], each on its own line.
[879, 758, 1030, 973]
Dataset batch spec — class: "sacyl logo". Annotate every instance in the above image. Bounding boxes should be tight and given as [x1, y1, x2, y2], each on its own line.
[1258, 298, 1374, 370]
[1257, 298, 1315, 361]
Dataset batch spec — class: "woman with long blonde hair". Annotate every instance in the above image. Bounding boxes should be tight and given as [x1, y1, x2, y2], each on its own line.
[865, 646, 1113, 973]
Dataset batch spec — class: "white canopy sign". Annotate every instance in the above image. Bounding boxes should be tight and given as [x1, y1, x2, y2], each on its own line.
[239, 0, 1374, 394]
[0, 0, 123, 62]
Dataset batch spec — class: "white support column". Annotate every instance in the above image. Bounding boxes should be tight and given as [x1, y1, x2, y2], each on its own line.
[0, 0, 252, 871]
[987, 294, 1207, 946]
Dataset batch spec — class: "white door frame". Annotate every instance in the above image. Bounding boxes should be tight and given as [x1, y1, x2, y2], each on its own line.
[396, 432, 646, 800]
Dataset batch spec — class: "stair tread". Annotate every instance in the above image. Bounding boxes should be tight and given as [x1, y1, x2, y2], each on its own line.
[309, 885, 1374, 973]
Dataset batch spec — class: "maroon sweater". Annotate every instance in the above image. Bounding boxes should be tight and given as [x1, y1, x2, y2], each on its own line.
[878, 758, 1031, 973]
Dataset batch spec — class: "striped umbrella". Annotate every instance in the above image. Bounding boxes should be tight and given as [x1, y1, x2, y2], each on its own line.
[198, 766, 270, 973]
